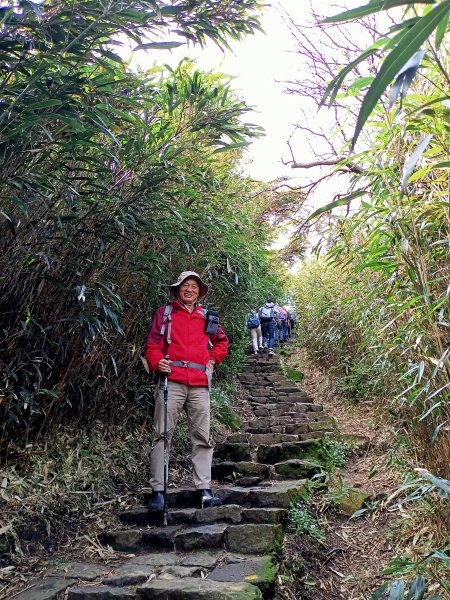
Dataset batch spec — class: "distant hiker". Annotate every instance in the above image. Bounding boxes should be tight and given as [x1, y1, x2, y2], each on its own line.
[288, 312, 297, 334]
[258, 298, 279, 356]
[277, 305, 289, 343]
[145, 271, 228, 512]
[246, 308, 262, 355]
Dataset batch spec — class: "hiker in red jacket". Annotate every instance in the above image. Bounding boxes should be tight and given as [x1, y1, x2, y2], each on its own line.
[145, 271, 228, 511]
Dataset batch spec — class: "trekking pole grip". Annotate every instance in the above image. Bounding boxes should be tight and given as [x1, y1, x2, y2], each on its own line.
[164, 354, 171, 378]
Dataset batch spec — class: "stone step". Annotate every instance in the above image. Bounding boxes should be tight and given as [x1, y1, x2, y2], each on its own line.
[119, 504, 286, 527]
[253, 407, 312, 418]
[175, 523, 228, 551]
[18, 550, 273, 600]
[99, 525, 182, 552]
[245, 378, 293, 386]
[256, 440, 326, 465]
[208, 554, 275, 591]
[67, 578, 263, 599]
[100, 522, 283, 555]
[225, 433, 301, 445]
[214, 442, 252, 462]
[242, 402, 316, 418]
[212, 461, 274, 481]
[243, 365, 283, 374]
[250, 401, 309, 412]
[137, 577, 263, 599]
[140, 481, 305, 509]
[245, 426, 284, 434]
[217, 481, 307, 508]
[68, 586, 135, 598]
[273, 459, 323, 479]
[272, 386, 301, 393]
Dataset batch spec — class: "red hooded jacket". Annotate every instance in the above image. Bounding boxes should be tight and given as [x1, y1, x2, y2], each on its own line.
[145, 299, 228, 387]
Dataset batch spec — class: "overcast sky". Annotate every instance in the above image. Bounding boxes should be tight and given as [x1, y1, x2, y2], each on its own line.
[128, 1, 363, 183]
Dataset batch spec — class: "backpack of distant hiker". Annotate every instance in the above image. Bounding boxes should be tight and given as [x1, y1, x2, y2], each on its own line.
[246, 312, 260, 330]
[259, 305, 275, 321]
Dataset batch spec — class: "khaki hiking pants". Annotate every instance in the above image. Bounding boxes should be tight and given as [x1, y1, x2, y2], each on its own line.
[250, 325, 262, 353]
[149, 381, 213, 491]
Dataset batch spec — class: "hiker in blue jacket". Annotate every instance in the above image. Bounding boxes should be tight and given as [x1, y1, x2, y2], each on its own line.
[258, 299, 279, 356]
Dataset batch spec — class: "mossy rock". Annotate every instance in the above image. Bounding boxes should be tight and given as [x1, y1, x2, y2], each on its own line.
[284, 367, 304, 382]
[274, 460, 322, 479]
[336, 487, 371, 516]
[209, 555, 276, 593]
[214, 443, 252, 462]
[257, 440, 327, 465]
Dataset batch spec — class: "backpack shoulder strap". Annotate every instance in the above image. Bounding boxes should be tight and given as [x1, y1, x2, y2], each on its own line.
[160, 304, 173, 345]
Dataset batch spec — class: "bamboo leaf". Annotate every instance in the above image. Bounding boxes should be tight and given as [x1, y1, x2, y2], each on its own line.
[305, 191, 367, 223]
[212, 141, 250, 153]
[27, 99, 63, 110]
[435, 8, 449, 48]
[388, 50, 425, 108]
[320, 44, 382, 107]
[322, 1, 435, 23]
[371, 580, 390, 598]
[401, 134, 433, 191]
[351, 0, 450, 148]
[432, 420, 448, 443]
[134, 41, 185, 50]
[407, 573, 425, 600]
[389, 580, 405, 600]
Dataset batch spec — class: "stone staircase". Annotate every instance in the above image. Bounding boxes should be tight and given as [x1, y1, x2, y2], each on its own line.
[14, 349, 332, 600]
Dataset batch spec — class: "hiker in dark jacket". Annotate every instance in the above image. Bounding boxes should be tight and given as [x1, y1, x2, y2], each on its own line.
[145, 271, 228, 511]
[258, 299, 279, 356]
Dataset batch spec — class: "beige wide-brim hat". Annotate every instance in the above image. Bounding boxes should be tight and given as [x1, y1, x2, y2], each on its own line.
[168, 271, 209, 298]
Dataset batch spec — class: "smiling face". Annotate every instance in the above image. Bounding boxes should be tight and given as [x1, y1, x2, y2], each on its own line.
[177, 277, 200, 307]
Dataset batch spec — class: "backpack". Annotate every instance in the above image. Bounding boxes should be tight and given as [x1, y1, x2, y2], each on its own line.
[160, 304, 217, 345]
[246, 313, 260, 330]
[259, 305, 274, 320]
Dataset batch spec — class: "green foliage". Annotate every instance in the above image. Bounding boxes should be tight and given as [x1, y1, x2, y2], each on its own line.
[0, 0, 287, 451]
[170, 416, 191, 456]
[322, 0, 450, 147]
[289, 3, 449, 596]
[288, 499, 326, 544]
[211, 384, 241, 432]
[291, 259, 393, 403]
[322, 438, 350, 472]
[284, 366, 304, 383]
[371, 551, 450, 600]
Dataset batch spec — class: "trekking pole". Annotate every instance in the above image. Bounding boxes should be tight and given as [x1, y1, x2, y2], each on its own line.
[162, 355, 170, 527]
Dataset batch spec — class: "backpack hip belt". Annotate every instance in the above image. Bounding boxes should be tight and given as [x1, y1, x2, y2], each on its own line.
[169, 361, 211, 391]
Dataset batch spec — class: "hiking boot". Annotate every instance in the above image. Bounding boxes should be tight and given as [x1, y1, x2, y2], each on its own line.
[269, 349, 274, 356]
[198, 489, 222, 509]
[147, 491, 165, 512]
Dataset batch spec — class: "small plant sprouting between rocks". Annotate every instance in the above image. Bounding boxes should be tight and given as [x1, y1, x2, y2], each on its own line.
[322, 438, 350, 472]
[211, 385, 241, 432]
[288, 500, 326, 545]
